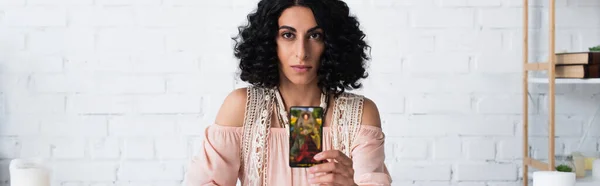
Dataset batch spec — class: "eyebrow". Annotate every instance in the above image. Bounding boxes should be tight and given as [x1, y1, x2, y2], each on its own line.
[278, 25, 322, 33]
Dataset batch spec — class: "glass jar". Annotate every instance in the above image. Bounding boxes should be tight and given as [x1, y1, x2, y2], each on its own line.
[572, 152, 586, 178]
[555, 155, 575, 173]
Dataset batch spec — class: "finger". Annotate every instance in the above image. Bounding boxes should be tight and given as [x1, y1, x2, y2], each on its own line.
[308, 162, 352, 178]
[314, 150, 352, 166]
[308, 172, 352, 185]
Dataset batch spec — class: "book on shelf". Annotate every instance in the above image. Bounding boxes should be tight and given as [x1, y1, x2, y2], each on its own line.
[555, 51, 600, 65]
[553, 52, 600, 78]
[555, 64, 600, 78]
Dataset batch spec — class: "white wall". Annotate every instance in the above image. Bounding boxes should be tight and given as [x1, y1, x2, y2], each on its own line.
[1, 0, 600, 185]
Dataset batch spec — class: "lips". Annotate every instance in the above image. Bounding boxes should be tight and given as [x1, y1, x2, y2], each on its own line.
[291, 65, 312, 73]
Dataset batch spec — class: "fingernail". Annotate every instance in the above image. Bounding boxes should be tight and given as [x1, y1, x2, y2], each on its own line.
[314, 154, 321, 159]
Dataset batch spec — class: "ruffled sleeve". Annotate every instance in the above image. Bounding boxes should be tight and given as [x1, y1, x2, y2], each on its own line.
[350, 125, 392, 186]
[183, 124, 243, 186]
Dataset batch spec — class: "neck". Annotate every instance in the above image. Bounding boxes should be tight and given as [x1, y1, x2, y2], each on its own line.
[277, 81, 323, 111]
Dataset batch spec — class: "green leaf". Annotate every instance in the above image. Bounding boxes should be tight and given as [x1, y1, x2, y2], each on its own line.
[590, 45, 600, 52]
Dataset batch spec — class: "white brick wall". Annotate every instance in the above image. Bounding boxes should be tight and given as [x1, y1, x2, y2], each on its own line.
[0, 0, 599, 185]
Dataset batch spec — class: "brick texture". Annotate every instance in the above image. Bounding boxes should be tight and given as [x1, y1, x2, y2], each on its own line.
[0, 0, 599, 185]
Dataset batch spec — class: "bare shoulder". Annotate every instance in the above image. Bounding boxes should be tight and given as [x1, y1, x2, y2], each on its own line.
[360, 96, 382, 128]
[214, 87, 247, 127]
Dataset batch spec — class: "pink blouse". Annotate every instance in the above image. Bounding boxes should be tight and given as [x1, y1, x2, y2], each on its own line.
[184, 124, 392, 186]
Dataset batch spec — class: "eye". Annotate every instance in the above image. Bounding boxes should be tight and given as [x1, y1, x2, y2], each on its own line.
[310, 33, 322, 40]
[282, 32, 294, 39]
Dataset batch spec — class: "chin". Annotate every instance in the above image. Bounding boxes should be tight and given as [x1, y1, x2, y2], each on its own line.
[286, 76, 317, 86]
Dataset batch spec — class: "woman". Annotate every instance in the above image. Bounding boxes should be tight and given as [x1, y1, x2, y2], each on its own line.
[184, 0, 391, 185]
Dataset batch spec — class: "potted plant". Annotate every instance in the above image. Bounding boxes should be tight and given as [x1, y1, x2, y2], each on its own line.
[555, 155, 575, 173]
[556, 164, 573, 172]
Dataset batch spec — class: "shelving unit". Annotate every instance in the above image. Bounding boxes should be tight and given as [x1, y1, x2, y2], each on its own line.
[522, 0, 600, 185]
[529, 78, 600, 84]
[521, 0, 558, 181]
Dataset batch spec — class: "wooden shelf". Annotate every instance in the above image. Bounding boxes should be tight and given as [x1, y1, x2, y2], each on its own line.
[522, 0, 558, 183]
[522, 0, 599, 186]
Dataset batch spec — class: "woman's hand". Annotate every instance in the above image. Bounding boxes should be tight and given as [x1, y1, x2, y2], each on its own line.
[308, 150, 357, 186]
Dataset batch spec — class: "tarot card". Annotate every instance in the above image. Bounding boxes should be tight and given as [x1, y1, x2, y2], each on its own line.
[288, 106, 324, 167]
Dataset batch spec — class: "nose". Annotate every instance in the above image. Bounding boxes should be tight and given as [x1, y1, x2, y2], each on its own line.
[295, 39, 308, 60]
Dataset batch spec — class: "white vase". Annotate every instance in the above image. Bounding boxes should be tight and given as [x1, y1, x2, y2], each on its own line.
[593, 159, 600, 180]
[532, 171, 575, 186]
[9, 158, 51, 186]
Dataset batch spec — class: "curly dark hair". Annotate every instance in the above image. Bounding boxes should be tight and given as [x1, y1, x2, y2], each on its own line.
[232, 0, 370, 96]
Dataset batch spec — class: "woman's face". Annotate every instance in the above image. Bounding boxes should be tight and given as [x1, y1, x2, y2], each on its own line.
[276, 6, 325, 86]
[303, 114, 309, 120]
